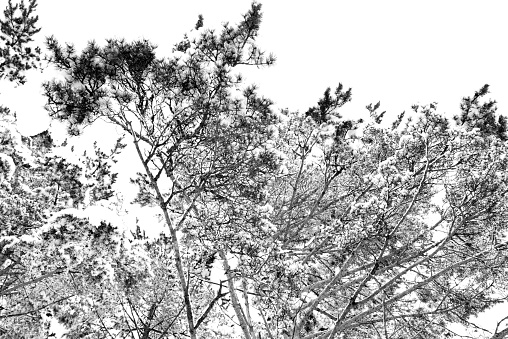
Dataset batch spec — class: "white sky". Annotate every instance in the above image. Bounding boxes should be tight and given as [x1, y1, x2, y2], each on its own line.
[2, 0, 508, 336]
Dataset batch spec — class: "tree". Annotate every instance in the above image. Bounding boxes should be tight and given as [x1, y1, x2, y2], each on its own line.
[0, 0, 41, 85]
[0, 3, 151, 337]
[42, 3, 277, 338]
[240, 97, 508, 339]
[454, 84, 507, 141]
[3, 2, 508, 338]
[0, 106, 149, 337]
[0, 2, 57, 335]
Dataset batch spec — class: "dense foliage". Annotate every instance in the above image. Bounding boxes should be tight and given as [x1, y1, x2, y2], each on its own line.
[2, 1, 508, 339]
[0, 0, 41, 85]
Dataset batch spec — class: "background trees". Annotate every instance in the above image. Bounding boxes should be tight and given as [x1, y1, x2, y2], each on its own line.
[1, 2, 150, 337]
[247, 96, 508, 338]
[2, 1, 508, 339]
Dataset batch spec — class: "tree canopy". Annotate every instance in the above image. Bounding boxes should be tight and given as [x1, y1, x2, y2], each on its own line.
[2, 1, 508, 339]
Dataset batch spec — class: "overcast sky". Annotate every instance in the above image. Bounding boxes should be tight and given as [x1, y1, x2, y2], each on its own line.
[2, 1, 508, 336]
[1, 0, 507, 136]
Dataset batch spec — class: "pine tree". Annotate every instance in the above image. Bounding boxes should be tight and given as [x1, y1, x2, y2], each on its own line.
[454, 84, 508, 140]
[0, 0, 41, 84]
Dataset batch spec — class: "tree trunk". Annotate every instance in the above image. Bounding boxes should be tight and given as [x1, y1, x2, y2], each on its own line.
[129, 127, 196, 339]
[219, 249, 252, 339]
